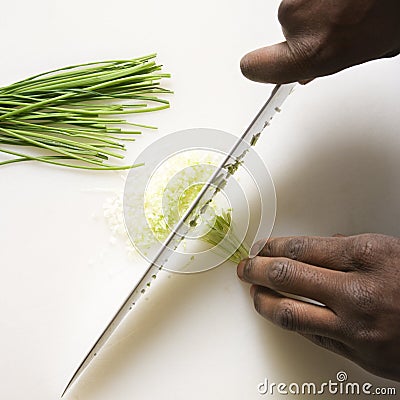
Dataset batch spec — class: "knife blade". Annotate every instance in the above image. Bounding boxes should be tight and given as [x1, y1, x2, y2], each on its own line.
[61, 82, 296, 397]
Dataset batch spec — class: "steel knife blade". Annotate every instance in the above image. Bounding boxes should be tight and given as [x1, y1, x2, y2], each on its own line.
[61, 82, 295, 397]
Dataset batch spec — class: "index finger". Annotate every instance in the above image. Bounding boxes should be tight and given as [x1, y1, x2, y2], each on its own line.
[254, 236, 353, 271]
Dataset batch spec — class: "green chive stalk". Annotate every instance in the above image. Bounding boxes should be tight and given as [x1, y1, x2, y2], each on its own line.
[201, 210, 249, 264]
[0, 54, 171, 170]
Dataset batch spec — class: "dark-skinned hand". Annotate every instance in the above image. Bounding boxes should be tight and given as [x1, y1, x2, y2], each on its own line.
[240, 0, 400, 83]
[237, 234, 400, 382]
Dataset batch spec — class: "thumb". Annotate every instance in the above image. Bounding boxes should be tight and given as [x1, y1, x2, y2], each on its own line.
[240, 41, 315, 84]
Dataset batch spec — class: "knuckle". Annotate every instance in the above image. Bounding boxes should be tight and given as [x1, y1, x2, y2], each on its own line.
[286, 237, 309, 260]
[268, 259, 294, 288]
[348, 234, 382, 267]
[263, 239, 275, 256]
[352, 286, 374, 310]
[288, 34, 333, 75]
[356, 234, 376, 260]
[277, 0, 298, 26]
[273, 300, 301, 331]
[346, 278, 376, 312]
[287, 40, 316, 72]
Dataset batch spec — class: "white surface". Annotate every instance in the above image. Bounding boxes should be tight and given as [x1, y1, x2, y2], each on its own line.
[1, 1, 400, 399]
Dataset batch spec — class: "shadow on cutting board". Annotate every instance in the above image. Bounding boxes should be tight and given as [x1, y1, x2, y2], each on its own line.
[272, 130, 400, 238]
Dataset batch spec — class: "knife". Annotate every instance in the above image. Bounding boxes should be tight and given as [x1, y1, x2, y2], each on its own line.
[61, 82, 296, 397]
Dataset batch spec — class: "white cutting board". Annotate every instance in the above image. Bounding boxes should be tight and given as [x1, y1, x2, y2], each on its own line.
[1, 1, 400, 399]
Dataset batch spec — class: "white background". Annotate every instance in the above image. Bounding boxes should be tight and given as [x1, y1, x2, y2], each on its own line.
[1, 1, 400, 399]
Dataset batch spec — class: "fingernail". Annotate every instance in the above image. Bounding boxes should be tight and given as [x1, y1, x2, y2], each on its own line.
[237, 260, 246, 280]
[250, 239, 266, 257]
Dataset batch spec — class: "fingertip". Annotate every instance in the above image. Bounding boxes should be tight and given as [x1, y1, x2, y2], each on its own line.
[240, 47, 280, 83]
[250, 284, 256, 298]
[240, 43, 302, 84]
[240, 51, 259, 81]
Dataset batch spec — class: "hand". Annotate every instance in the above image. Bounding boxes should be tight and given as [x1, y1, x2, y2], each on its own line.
[237, 234, 400, 382]
[240, 0, 400, 83]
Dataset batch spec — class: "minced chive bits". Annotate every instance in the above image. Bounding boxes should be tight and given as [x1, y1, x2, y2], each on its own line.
[0, 54, 171, 170]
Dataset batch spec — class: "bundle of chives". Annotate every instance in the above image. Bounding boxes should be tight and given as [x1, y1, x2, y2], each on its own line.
[201, 210, 249, 264]
[0, 54, 171, 170]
